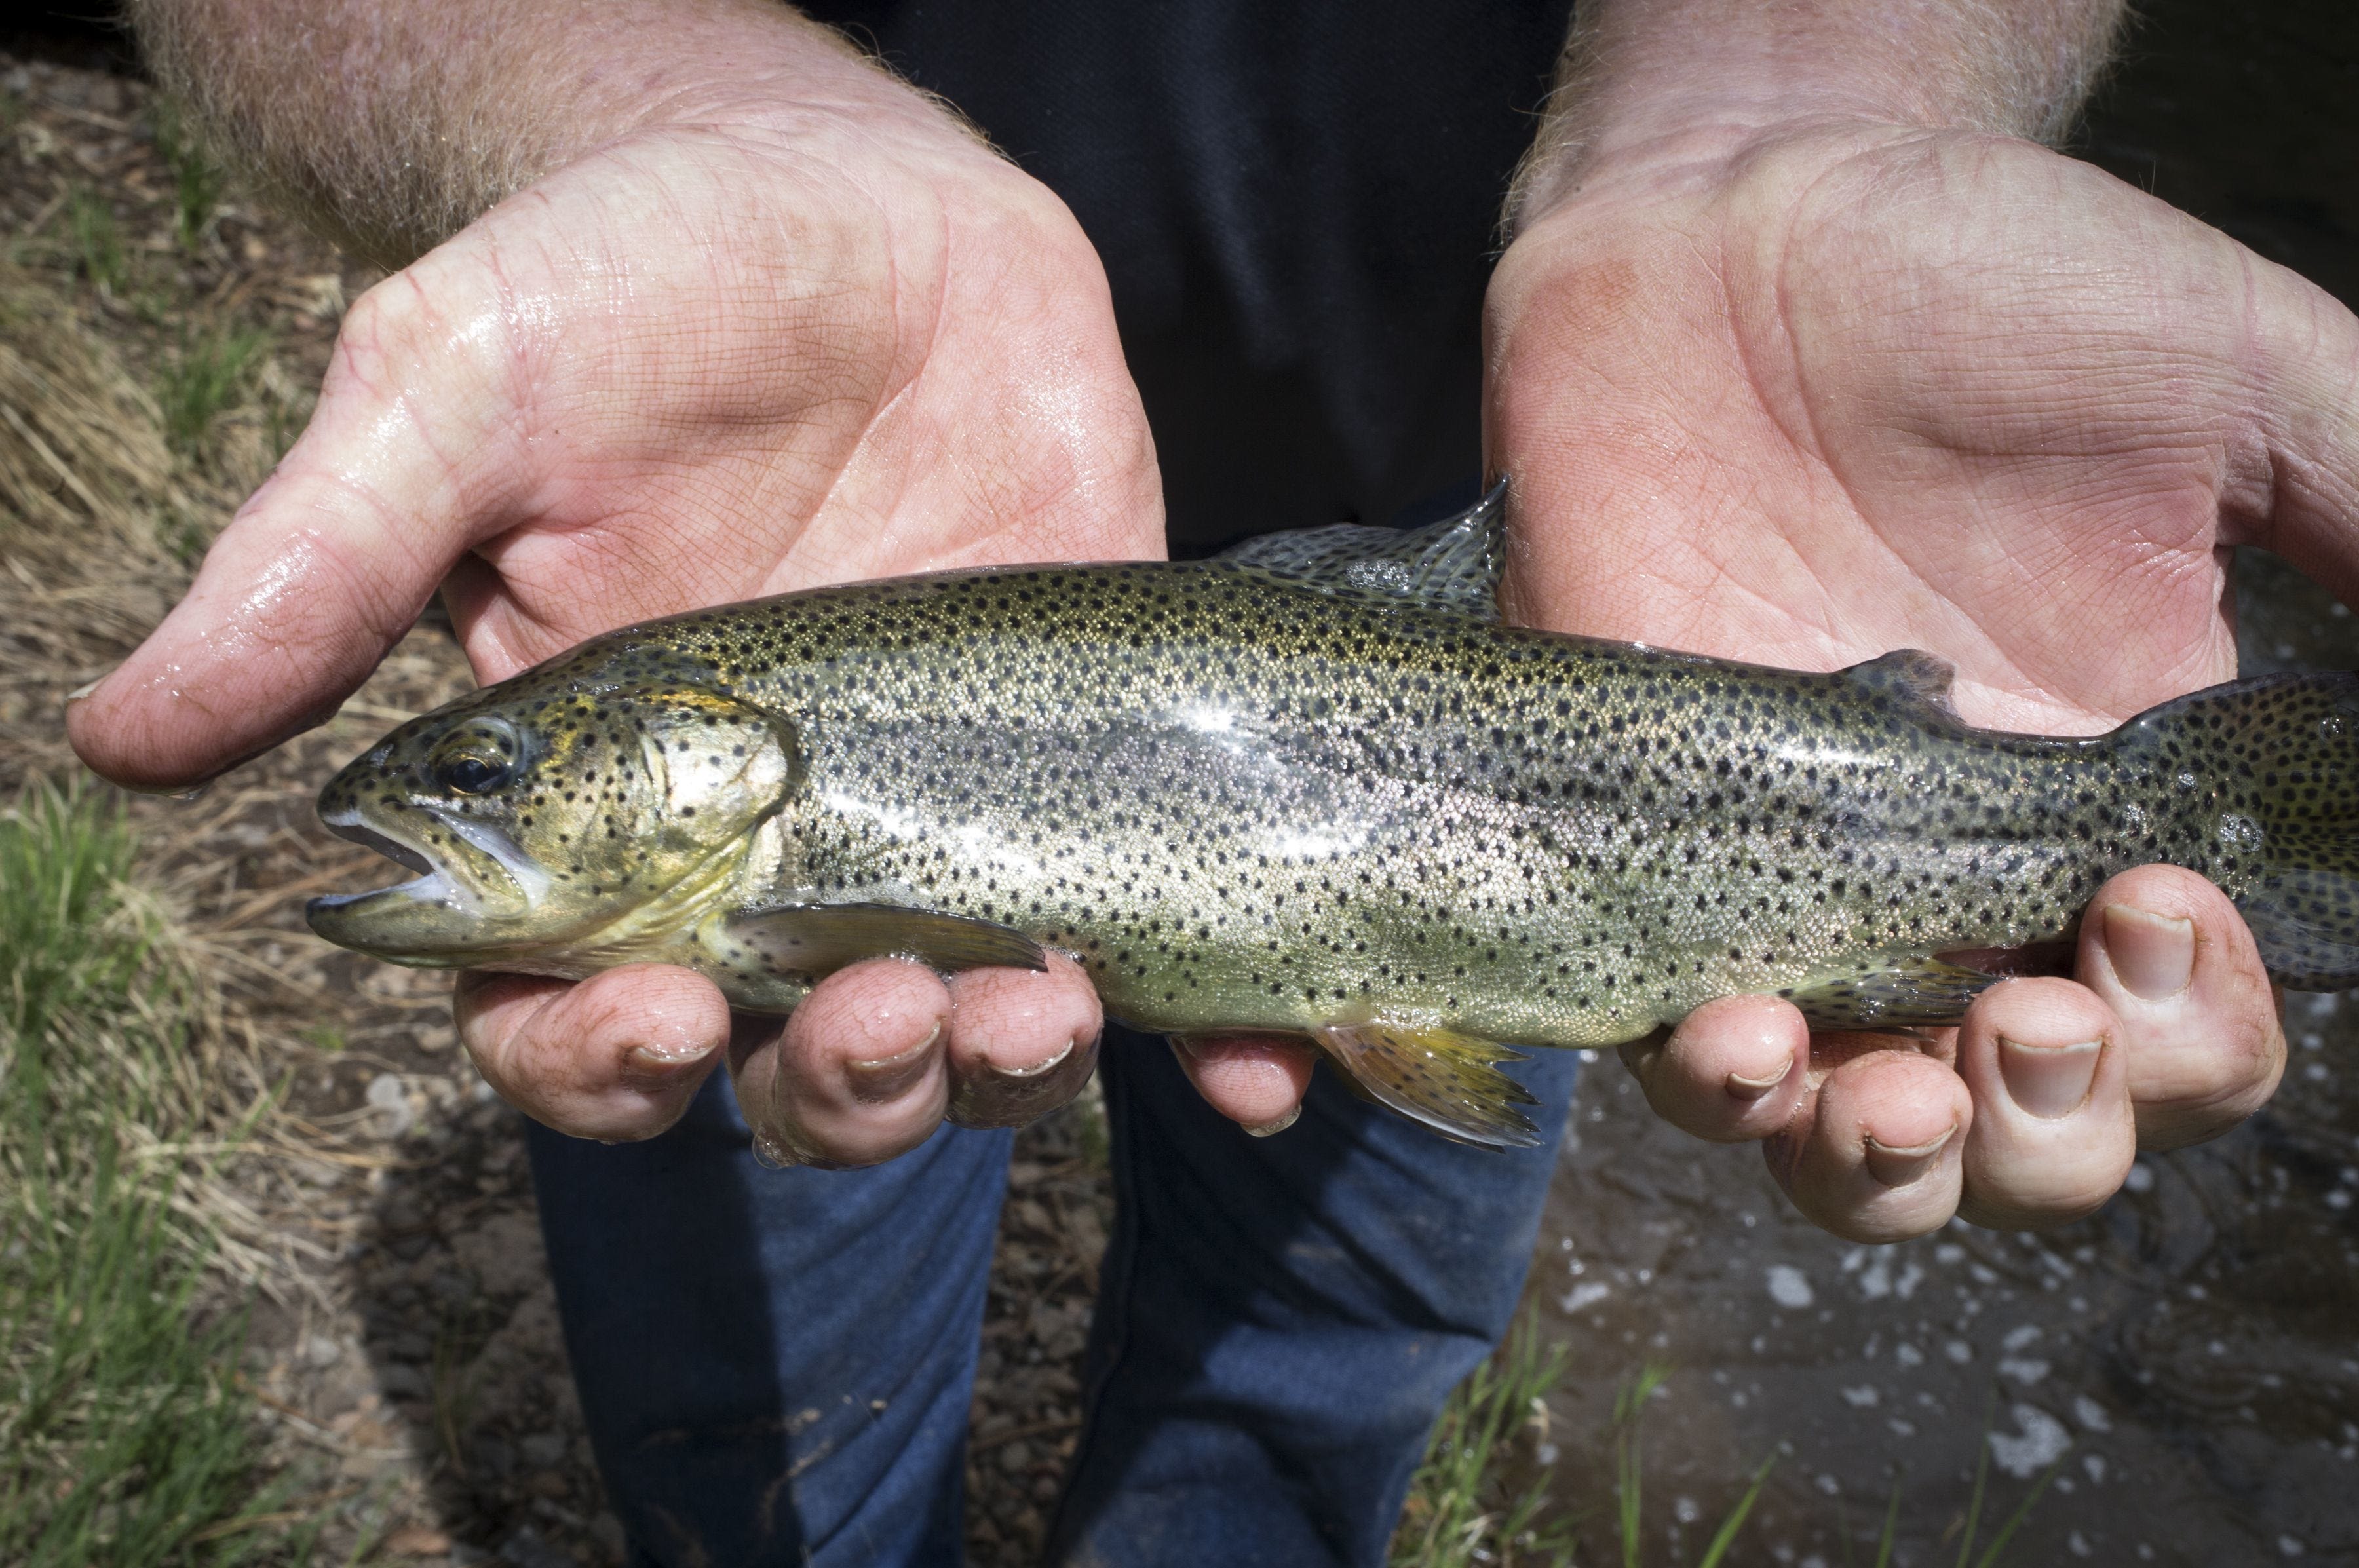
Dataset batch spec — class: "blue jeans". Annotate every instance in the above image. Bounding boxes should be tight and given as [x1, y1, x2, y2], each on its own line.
[527, 1026, 1576, 1567]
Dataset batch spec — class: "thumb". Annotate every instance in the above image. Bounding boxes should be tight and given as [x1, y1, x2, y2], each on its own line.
[66, 260, 533, 791]
[2238, 252, 2359, 591]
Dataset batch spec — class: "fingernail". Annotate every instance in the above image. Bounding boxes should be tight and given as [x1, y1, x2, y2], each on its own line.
[1997, 1035, 2101, 1120]
[1863, 1125, 1955, 1188]
[2102, 904, 2195, 1001]
[1726, 1064, 1789, 1100]
[64, 667, 115, 704]
[948, 1031, 1097, 1130]
[627, 1037, 718, 1071]
[846, 1024, 939, 1104]
[1245, 1104, 1301, 1138]
[989, 1037, 1075, 1080]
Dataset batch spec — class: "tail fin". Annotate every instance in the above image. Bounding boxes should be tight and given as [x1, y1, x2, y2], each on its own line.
[2142, 671, 2359, 989]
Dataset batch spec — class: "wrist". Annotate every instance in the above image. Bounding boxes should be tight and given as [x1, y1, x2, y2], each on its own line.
[133, 0, 1001, 265]
[585, 13, 978, 164]
[1508, 0, 2125, 231]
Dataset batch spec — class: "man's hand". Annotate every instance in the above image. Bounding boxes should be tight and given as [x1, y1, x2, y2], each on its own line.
[1486, 114, 2357, 1240]
[77, 1, 1307, 1161]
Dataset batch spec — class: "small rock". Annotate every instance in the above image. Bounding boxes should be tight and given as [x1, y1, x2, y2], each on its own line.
[385, 1526, 453, 1557]
[1765, 1265, 1813, 1309]
[520, 1432, 567, 1467]
[1988, 1404, 2070, 1479]
[368, 1073, 415, 1137]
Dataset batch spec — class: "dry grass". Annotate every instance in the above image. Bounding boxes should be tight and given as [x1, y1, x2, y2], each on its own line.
[0, 262, 189, 750]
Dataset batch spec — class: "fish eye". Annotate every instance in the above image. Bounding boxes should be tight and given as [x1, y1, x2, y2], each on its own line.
[434, 754, 511, 795]
[427, 716, 524, 795]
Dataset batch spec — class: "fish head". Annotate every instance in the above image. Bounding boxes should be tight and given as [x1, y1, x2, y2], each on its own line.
[307, 677, 799, 967]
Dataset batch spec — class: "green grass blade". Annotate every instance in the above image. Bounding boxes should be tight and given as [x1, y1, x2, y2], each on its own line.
[1955, 1388, 1998, 1567]
[1873, 1471, 1904, 1568]
[1390, 1308, 1575, 1567]
[152, 101, 227, 254]
[0, 780, 283, 1565]
[159, 322, 272, 463]
[1973, 1446, 2072, 1568]
[1697, 1451, 1778, 1568]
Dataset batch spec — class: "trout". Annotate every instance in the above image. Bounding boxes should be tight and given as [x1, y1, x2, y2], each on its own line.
[309, 488, 2359, 1146]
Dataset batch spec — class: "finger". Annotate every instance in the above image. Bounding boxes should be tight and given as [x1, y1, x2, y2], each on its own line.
[1767, 1045, 1971, 1244]
[457, 963, 728, 1143]
[734, 958, 954, 1168]
[1953, 977, 2134, 1229]
[1168, 1035, 1320, 1136]
[1621, 993, 1809, 1143]
[66, 257, 530, 790]
[942, 951, 1104, 1129]
[2077, 864, 2286, 1149]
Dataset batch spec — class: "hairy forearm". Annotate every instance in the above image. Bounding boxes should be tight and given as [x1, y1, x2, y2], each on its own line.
[1509, 0, 2128, 225]
[127, 0, 922, 266]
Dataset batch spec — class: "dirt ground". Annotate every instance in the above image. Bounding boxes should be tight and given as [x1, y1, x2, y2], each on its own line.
[0, 44, 1109, 1567]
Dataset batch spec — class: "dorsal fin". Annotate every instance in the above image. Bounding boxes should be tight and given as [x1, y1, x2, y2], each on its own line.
[1841, 649, 1959, 718]
[1216, 480, 1506, 622]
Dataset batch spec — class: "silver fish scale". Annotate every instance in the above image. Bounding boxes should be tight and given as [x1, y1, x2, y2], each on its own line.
[545, 559, 2248, 1048]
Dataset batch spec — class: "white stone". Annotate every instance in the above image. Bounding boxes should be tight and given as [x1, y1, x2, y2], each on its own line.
[1766, 1265, 1813, 1309]
[1988, 1404, 2070, 1479]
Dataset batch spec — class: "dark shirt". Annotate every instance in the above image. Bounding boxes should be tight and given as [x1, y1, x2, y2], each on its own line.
[803, 2, 1574, 551]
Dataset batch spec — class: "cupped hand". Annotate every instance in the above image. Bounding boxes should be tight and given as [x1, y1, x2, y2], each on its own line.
[1486, 121, 2357, 1239]
[64, 61, 1287, 1159]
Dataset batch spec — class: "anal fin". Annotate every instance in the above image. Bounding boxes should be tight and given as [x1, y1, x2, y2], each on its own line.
[1311, 1022, 1542, 1150]
[1776, 957, 1999, 1031]
[719, 902, 1046, 978]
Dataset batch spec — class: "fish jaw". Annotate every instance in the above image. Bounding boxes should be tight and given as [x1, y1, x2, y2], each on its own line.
[305, 802, 558, 966]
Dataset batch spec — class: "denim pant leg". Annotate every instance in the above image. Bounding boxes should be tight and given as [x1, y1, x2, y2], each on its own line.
[1046, 1027, 1578, 1568]
[527, 1074, 1012, 1568]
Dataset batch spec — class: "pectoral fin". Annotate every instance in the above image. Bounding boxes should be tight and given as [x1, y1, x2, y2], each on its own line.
[1776, 958, 1999, 1031]
[1310, 1022, 1542, 1149]
[719, 902, 1046, 979]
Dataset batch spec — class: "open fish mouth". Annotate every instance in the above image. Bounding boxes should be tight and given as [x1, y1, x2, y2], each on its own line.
[311, 810, 459, 913]
[309, 807, 546, 916]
